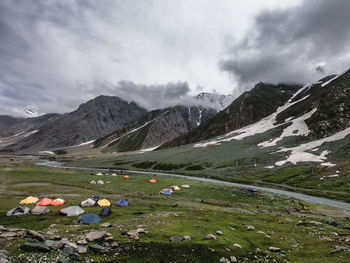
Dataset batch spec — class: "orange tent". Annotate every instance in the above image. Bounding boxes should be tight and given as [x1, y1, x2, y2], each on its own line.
[36, 198, 53, 206]
[51, 198, 65, 206]
[123, 175, 129, 179]
[148, 179, 157, 183]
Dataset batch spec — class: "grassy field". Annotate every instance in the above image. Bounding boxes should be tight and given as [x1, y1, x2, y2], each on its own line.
[1, 163, 350, 262]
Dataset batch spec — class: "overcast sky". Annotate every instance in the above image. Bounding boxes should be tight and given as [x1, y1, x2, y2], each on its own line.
[0, 0, 349, 117]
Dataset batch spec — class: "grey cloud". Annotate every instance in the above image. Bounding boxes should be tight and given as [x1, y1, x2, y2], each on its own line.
[220, 0, 350, 90]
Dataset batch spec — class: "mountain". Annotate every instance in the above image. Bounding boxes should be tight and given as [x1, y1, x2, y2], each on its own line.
[193, 92, 234, 110]
[1, 96, 147, 153]
[94, 105, 217, 152]
[160, 83, 302, 149]
[0, 115, 24, 131]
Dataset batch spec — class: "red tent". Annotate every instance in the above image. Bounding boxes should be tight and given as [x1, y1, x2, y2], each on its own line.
[36, 198, 53, 206]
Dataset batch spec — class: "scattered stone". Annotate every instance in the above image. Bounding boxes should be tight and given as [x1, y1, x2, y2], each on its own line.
[256, 248, 261, 253]
[49, 224, 57, 228]
[27, 230, 45, 241]
[57, 257, 70, 263]
[219, 257, 230, 263]
[230, 256, 237, 262]
[31, 206, 50, 215]
[44, 240, 64, 250]
[127, 230, 139, 240]
[63, 243, 77, 255]
[0, 232, 17, 239]
[326, 218, 338, 227]
[136, 228, 148, 234]
[105, 236, 114, 241]
[88, 244, 105, 254]
[90, 180, 96, 184]
[269, 247, 281, 252]
[331, 246, 349, 254]
[69, 253, 81, 261]
[204, 234, 217, 240]
[216, 230, 223, 235]
[233, 243, 242, 249]
[22, 238, 51, 252]
[100, 222, 112, 228]
[170, 236, 183, 242]
[47, 234, 61, 240]
[77, 245, 87, 254]
[85, 231, 106, 242]
[310, 221, 322, 226]
[296, 221, 304, 226]
[183, 235, 191, 240]
[111, 242, 119, 248]
[77, 239, 87, 245]
[0, 250, 9, 263]
[246, 226, 255, 231]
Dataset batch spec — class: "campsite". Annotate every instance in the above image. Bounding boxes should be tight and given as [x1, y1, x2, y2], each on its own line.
[0, 158, 350, 262]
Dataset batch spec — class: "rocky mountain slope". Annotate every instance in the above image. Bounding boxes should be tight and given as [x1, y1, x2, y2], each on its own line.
[160, 83, 302, 149]
[0, 115, 24, 132]
[193, 92, 234, 110]
[94, 105, 217, 152]
[1, 96, 147, 153]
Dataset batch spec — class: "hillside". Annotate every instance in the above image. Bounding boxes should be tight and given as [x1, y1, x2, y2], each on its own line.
[94, 105, 217, 152]
[160, 83, 301, 149]
[1, 96, 147, 153]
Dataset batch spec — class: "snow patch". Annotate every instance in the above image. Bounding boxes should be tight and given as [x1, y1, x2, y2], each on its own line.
[321, 162, 336, 167]
[264, 166, 275, 169]
[138, 145, 159, 153]
[38, 151, 55, 155]
[275, 127, 350, 166]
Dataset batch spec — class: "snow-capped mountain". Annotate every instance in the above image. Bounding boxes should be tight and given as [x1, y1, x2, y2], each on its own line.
[193, 92, 234, 111]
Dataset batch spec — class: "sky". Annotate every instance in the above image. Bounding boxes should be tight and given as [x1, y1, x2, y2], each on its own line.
[0, 0, 349, 117]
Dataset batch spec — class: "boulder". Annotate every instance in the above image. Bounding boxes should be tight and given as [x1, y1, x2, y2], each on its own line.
[88, 244, 105, 254]
[127, 230, 139, 240]
[27, 230, 45, 241]
[326, 218, 338, 227]
[81, 198, 96, 207]
[204, 234, 217, 240]
[85, 231, 107, 242]
[269, 247, 281, 252]
[97, 180, 104, 185]
[90, 180, 97, 184]
[0, 232, 17, 239]
[77, 245, 87, 254]
[31, 206, 50, 215]
[77, 239, 87, 245]
[0, 250, 9, 263]
[6, 206, 30, 216]
[331, 246, 349, 254]
[100, 222, 112, 228]
[230, 256, 237, 262]
[170, 236, 183, 242]
[44, 240, 64, 250]
[233, 243, 242, 249]
[246, 225, 255, 231]
[219, 257, 230, 263]
[183, 235, 191, 240]
[216, 230, 223, 235]
[22, 238, 51, 252]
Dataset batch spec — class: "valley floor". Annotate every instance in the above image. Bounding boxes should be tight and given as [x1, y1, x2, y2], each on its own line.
[0, 159, 350, 262]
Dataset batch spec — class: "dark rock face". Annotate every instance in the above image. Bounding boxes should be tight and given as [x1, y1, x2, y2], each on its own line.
[160, 83, 301, 149]
[95, 105, 217, 152]
[0, 115, 24, 132]
[3, 96, 147, 153]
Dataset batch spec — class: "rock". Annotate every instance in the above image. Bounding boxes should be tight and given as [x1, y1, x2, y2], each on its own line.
[269, 247, 281, 252]
[88, 244, 105, 254]
[49, 224, 57, 228]
[68, 252, 81, 261]
[326, 218, 338, 226]
[0, 232, 17, 239]
[22, 238, 51, 252]
[31, 206, 50, 215]
[216, 231, 223, 235]
[0, 250, 9, 263]
[183, 235, 191, 240]
[77, 239, 87, 245]
[90, 180, 96, 184]
[100, 222, 112, 228]
[127, 230, 139, 240]
[219, 257, 230, 263]
[44, 240, 64, 250]
[47, 234, 61, 240]
[331, 246, 349, 254]
[63, 244, 77, 255]
[204, 234, 217, 240]
[296, 221, 304, 226]
[230, 256, 237, 262]
[310, 221, 322, 226]
[77, 245, 87, 254]
[111, 242, 119, 248]
[233, 243, 242, 249]
[105, 236, 114, 241]
[256, 248, 261, 253]
[97, 180, 104, 185]
[136, 228, 148, 234]
[27, 230, 45, 241]
[170, 236, 183, 242]
[106, 232, 113, 237]
[246, 226, 255, 231]
[85, 231, 107, 242]
[57, 257, 70, 263]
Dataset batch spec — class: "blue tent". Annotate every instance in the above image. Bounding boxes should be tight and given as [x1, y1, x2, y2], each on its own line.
[160, 189, 172, 195]
[79, 213, 102, 224]
[100, 208, 112, 216]
[116, 199, 129, 207]
[247, 188, 257, 193]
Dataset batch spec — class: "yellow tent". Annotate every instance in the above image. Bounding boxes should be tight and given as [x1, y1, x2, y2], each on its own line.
[97, 199, 111, 207]
[20, 196, 39, 205]
[171, 185, 181, 191]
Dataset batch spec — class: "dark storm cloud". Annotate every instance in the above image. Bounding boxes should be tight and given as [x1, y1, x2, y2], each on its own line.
[220, 0, 350, 91]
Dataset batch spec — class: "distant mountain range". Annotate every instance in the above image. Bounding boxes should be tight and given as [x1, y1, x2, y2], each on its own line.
[0, 92, 233, 153]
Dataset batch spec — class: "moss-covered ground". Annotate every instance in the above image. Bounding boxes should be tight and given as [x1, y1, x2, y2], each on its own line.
[0, 164, 350, 262]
